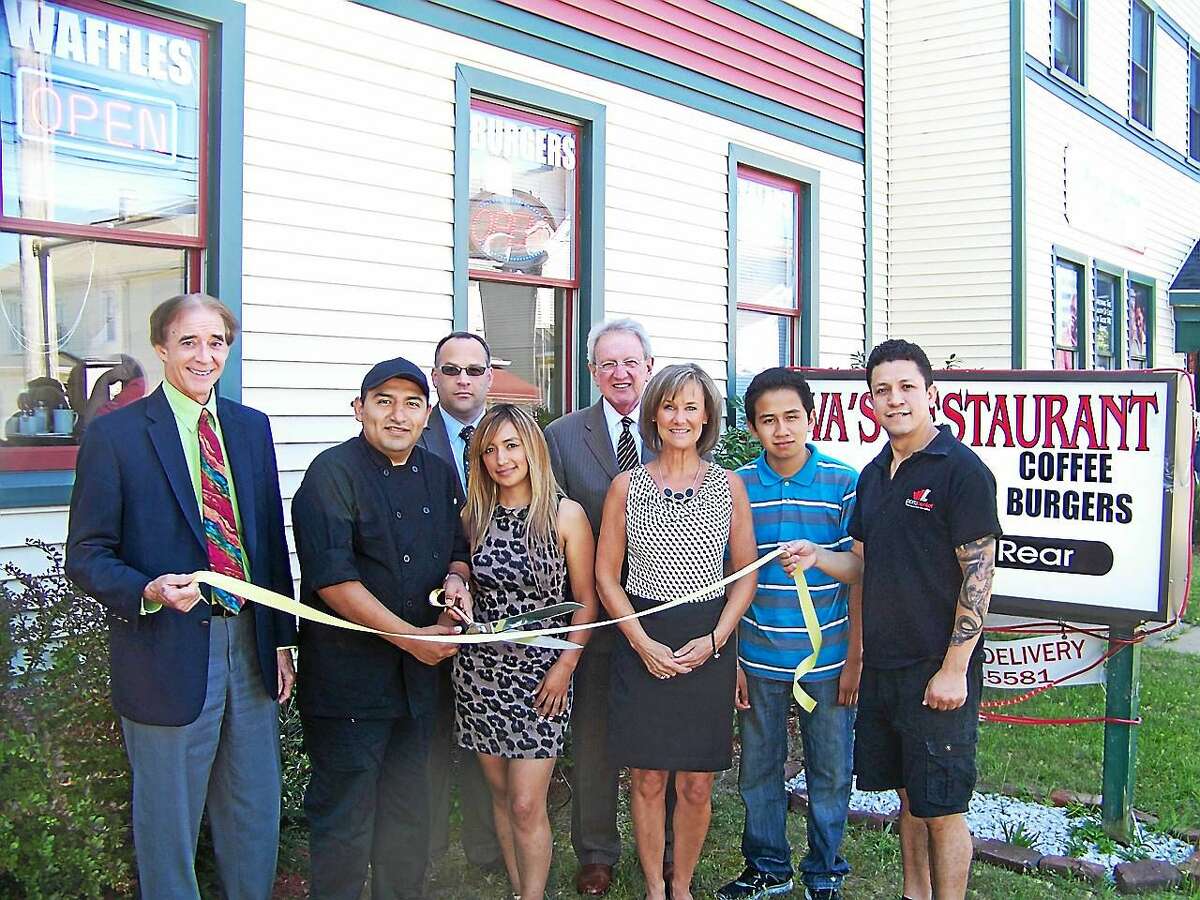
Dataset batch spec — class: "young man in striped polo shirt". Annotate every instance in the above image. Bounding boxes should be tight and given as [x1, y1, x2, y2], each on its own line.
[717, 368, 862, 900]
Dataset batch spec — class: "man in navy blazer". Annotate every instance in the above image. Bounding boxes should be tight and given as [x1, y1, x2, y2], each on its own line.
[66, 294, 296, 900]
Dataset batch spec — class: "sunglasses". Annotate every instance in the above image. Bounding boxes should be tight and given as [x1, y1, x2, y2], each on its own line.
[439, 364, 489, 377]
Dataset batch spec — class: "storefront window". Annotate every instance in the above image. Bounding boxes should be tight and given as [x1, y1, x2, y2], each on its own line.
[1054, 257, 1082, 369]
[1093, 269, 1118, 369]
[1127, 280, 1152, 367]
[0, 0, 207, 475]
[467, 99, 579, 422]
[733, 167, 800, 399]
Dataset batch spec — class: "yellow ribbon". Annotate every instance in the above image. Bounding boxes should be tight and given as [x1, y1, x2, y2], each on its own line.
[790, 572, 822, 713]
[193, 546, 825, 709]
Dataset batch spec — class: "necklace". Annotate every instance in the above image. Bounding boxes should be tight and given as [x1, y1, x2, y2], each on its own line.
[656, 463, 704, 502]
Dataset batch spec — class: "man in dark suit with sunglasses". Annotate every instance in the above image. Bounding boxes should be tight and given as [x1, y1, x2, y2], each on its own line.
[420, 331, 503, 873]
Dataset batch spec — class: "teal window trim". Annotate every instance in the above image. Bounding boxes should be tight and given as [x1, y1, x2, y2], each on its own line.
[1127, 270, 1157, 366]
[453, 65, 606, 411]
[1092, 260, 1126, 368]
[0, 0, 244, 510]
[1051, 0, 1086, 88]
[1052, 246, 1089, 368]
[726, 144, 820, 420]
[1130, 0, 1155, 132]
[1189, 43, 1200, 163]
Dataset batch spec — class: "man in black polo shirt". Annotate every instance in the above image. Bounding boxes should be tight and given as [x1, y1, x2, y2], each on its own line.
[849, 340, 999, 900]
[292, 357, 471, 900]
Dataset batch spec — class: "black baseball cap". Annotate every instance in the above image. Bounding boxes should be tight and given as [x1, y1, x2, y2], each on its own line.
[360, 356, 429, 398]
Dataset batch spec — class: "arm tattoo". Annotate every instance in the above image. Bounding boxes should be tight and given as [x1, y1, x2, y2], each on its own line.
[950, 536, 996, 646]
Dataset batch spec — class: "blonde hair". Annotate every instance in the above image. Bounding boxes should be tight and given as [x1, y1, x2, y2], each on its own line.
[462, 404, 563, 553]
[639, 363, 722, 456]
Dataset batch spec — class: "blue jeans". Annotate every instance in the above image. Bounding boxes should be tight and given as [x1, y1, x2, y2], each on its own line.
[738, 674, 854, 890]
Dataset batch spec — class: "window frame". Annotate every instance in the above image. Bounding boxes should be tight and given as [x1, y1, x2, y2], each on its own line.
[1130, 0, 1154, 131]
[1189, 44, 1200, 163]
[727, 145, 820, 422]
[1051, 247, 1088, 370]
[1126, 271, 1156, 367]
[454, 66, 605, 413]
[0, 0, 245, 509]
[0, 0, 210, 249]
[1091, 261, 1125, 369]
[1051, 0, 1085, 86]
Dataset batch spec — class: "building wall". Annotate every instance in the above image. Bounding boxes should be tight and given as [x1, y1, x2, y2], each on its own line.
[1023, 80, 1196, 369]
[1, 0, 866, 572]
[880, 0, 1014, 368]
[870, 0, 889, 344]
[1020, 0, 1200, 368]
[792, 0, 865, 39]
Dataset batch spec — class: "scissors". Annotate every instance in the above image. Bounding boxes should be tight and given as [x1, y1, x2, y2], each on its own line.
[428, 588, 584, 650]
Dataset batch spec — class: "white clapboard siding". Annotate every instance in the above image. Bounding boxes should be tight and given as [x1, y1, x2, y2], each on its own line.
[241, 0, 867, 512]
[871, 0, 889, 343]
[1087, 0, 1130, 114]
[1025, 0, 1053, 67]
[787, 0, 864, 37]
[1157, 0, 1200, 44]
[882, 0, 1013, 368]
[1023, 82, 1196, 368]
[1155, 28, 1189, 156]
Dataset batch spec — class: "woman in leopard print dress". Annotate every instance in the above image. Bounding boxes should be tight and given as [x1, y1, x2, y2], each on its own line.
[454, 404, 597, 900]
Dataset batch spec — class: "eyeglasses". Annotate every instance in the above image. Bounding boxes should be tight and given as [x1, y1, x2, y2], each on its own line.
[439, 364, 489, 377]
[594, 358, 645, 374]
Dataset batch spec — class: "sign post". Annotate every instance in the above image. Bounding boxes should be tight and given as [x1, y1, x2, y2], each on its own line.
[1102, 627, 1141, 842]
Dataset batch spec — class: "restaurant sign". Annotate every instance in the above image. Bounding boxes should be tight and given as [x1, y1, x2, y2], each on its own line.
[803, 369, 1193, 624]
[0, 0, 204, 234]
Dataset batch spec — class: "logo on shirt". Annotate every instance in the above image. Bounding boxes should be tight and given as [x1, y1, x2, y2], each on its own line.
[905, 488, 934, 511]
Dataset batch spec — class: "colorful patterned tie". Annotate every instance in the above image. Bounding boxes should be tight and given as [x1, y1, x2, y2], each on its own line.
[199, 409, 247, 613]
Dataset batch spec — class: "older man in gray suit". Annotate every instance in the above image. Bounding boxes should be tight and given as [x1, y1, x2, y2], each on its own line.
[545, 317, 675, 896]
[419, 331, 502, 874]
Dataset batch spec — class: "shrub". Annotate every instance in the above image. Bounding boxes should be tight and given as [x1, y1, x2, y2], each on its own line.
[0, 541, 134, 898]
[715, 399, 762, 471]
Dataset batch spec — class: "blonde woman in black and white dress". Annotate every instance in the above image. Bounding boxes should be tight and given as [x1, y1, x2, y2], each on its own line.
[595, 364, 758, 900]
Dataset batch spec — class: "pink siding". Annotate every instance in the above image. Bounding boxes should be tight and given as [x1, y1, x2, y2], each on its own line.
[498, 0, 864, 132]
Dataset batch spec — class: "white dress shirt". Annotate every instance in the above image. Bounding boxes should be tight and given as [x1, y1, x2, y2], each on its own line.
[602, 398, 642, 462]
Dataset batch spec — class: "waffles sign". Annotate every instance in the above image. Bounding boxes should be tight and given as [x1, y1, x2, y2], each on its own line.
[802, 369, 1193, 624]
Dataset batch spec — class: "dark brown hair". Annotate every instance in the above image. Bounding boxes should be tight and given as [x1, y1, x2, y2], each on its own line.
[149, 294, 239, 348]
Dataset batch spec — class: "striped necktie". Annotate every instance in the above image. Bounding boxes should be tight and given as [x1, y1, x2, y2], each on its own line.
[199, 409, 247, 613]
[617, 416, 639, 471]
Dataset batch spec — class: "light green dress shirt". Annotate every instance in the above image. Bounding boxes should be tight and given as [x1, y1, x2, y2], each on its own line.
[142, 381, 248, 612]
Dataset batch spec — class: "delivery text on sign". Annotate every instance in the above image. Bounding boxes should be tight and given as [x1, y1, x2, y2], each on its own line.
[803, 371, 1190, 623]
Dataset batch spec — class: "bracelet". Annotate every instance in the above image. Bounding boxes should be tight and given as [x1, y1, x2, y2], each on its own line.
[711, 631, 720, 659]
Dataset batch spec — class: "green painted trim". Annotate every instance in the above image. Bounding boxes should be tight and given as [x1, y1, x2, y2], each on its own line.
[4, 0, 244, 509]
[726, 145, 821, 420]
[1092, 259, 1126, 368]
[453, 66, 606, 411]
[1052, 245, 1090, 366]
[358, 0, 864, 163]
[711, 0, 864, 62]
[1011, 0, 1027, 367]
[1128, 270, 1157, 366]
[863, 0, 874, 352]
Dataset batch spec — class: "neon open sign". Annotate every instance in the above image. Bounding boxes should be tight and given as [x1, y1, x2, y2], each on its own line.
[15, 67, 177, 165]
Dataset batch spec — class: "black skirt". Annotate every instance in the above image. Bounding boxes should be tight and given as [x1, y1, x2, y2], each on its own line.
[608, 593, 736, 772]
